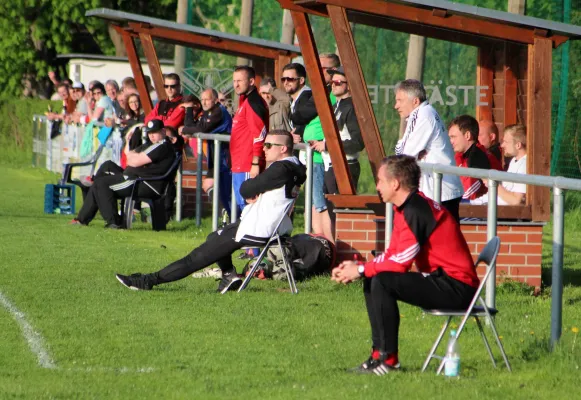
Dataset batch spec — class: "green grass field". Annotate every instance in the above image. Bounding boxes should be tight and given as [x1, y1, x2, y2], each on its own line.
[2, 164, 581, 399]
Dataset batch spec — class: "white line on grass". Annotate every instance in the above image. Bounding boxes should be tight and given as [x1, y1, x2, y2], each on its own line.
[0, 289, 57, 369]
[0, 289, 155, 374]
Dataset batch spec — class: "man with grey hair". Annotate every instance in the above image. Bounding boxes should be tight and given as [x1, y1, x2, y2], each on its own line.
[394, 79, 463, 221]
[105, 79, 123, 116]
[319, 53, 341, 87]
[260, 77, 291, 131]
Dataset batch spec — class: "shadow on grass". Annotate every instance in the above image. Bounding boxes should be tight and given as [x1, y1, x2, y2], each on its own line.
[542, 239, 581, 287]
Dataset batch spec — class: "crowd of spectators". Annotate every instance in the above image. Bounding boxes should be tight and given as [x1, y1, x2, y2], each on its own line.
[48, 56, 529, 238]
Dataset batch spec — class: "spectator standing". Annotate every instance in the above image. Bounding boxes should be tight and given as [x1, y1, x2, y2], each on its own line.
[284, 63, 316, 142]
[230, 65, 269, 214]
[46, 83, 76, 121]
[144, 73, 185, 129]
[88, 82, 115, 123]
[331, 155, 478, 375]
[121, 77, 139, 96]
[181, 88, 233, 213]
[71, 82, 88, 119]
[144, 76, 158, 106]
[319, 52, 341, 90]
[394, 79, 464, 221]
[105, 79, 122, 116]
[259, 77, 291, 132]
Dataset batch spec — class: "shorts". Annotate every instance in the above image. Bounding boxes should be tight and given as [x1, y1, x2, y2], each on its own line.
[312, 163, 327, 213]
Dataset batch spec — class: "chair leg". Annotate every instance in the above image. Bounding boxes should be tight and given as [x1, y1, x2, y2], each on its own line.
[487, 316, 513, 372]
[422, 316, 452, 373]
[475, 316, 497, 368]
[277, 236, 297, 294]
[237, 242, 272, 293]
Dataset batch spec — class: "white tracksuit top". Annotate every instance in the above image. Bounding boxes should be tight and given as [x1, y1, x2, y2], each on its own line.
[395, 101, 464, 202]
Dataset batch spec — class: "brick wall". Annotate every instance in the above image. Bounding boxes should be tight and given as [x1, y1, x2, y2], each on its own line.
[334, 211, 544, 288]
[181, 157, 212, 218]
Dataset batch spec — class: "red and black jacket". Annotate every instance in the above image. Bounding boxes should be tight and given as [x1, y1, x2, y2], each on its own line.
[455, 143, 491, 200]
[363, 191, 479, 288]
[230, 87, 269, 173]
[144, 95, 185, 129]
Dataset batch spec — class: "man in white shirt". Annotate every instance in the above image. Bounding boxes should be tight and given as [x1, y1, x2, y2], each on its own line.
[483, 124, 527, 205]
[394, 79, 464, 221]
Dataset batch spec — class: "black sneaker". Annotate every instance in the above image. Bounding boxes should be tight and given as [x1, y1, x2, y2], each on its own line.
[217, 270, 242, 294]
[348, 354, 400, 375]
[116, 273, 154, 291]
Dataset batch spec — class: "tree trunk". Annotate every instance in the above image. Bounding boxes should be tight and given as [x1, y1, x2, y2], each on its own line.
[399, 35, 426, 137]
[108, 25, 127, 57]
[508, 0, 526, 15]
[236, 0, 254, 66]
[174, 0, 188, 76]
[280, 10, 294, 45]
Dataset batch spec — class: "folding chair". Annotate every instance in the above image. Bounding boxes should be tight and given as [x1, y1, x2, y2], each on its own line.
[121, 152, 182, 231]
[421, 236, 512, 373]
[237, 201, 298, 294]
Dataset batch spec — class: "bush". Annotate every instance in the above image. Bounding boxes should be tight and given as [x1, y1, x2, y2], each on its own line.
[0, 98, 61, 167]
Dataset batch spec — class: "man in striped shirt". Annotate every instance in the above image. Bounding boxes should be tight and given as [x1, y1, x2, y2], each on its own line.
[332, 155, 478, 375]
[71, 119, 176, 229]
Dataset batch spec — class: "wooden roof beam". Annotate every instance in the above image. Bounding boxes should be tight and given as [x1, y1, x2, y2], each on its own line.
[296, 0, 569, 48]
[128, 22, 286, 60]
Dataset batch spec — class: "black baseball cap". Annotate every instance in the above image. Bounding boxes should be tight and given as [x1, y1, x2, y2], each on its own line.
[145, 119, 164, 133]
[327, 66, 345, 77]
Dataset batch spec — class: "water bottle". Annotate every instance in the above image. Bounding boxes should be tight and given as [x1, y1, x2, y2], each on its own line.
[444, 330, 460, 377]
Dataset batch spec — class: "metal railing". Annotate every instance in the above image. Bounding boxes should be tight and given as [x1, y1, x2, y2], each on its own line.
[384, 162, 581, 349]
[190, 132, 314, 234]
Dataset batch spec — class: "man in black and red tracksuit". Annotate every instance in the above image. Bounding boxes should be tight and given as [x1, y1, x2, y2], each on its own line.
[230, 65, 269, 214]
[144, 73, 185, 129]
[448, 115, 501, 201]
[332, 155, 479, 375]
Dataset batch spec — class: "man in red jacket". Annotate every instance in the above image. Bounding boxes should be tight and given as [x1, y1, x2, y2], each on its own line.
[332, 155, 479, 375]
[144, 73, 185, 129]
[230, 65, 269, 214]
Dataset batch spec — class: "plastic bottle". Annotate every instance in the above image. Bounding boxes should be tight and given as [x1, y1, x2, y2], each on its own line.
[444, 330, 460, 377]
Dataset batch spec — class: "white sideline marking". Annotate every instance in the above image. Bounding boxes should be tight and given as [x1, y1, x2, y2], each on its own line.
[0, 289, 155, 373]
[0, 290, 57, 369]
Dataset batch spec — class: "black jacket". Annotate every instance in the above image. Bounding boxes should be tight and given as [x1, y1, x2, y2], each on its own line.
[289, 89, 318, 138]
[334, 97, 364, 155]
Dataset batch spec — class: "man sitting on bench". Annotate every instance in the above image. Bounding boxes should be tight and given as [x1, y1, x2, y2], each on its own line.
[70, 119, 176, 228]
[116, 130, 307, 294]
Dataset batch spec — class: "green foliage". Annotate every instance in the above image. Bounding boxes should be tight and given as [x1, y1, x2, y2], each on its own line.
[0, 98, 58, 166]
[0, 0, 178, 97]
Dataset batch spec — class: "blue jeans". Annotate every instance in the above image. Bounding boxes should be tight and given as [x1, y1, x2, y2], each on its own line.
[312, 163, 327, 212]
[232, 172, 250, 215]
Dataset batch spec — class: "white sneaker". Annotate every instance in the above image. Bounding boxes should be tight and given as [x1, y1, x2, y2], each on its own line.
[191, 267, 223, 280]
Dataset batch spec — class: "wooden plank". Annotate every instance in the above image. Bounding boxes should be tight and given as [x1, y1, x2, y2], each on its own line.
[476, 45, 494, 122]
[291, 11, 355, 194]
[308, 0, 567, 47]
[138, 31, 166, 101]
[115, 26, 152, 115]
[129, 23, 294, 60]
[327, 194, 532, 219]
[348, 11, 495, 48]
[327, 5, 385, 180]
[526, 38, 552, 221]
[503, 43, 519, 126]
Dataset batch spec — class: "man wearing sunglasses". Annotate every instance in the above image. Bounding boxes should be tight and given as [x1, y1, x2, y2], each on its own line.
[144, 73, 185, 129]
[116, 130, 306, 294]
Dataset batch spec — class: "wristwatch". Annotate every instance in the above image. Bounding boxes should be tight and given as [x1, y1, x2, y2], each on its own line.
[357, 265, 365, 277]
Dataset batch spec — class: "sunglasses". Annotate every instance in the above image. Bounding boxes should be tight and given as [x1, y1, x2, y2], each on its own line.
[331, 80, 347, 86]
[263, 142, 285, 150]
[164, 84, 178, 89]
[281, 77, 300, 83]
[259, 92, 271, 96]
[92, 91, 103, 95]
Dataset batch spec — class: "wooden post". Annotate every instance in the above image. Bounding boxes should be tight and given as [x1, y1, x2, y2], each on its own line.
[237, 0, 254, 66]
[117, 27, 152, 114]
[476, 45, 494, 122]
[327, 5, 385, 179]
[526, 37, 552, 221]
[503, 43, 519, 127]
[174, 0, 188, 76]
[139, 32, 166, 101]
[291, 10, 355, 194]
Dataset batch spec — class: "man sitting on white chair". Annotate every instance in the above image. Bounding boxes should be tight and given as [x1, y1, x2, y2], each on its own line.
[331, 155, 479, 375]
[116, 130, 306, 294]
